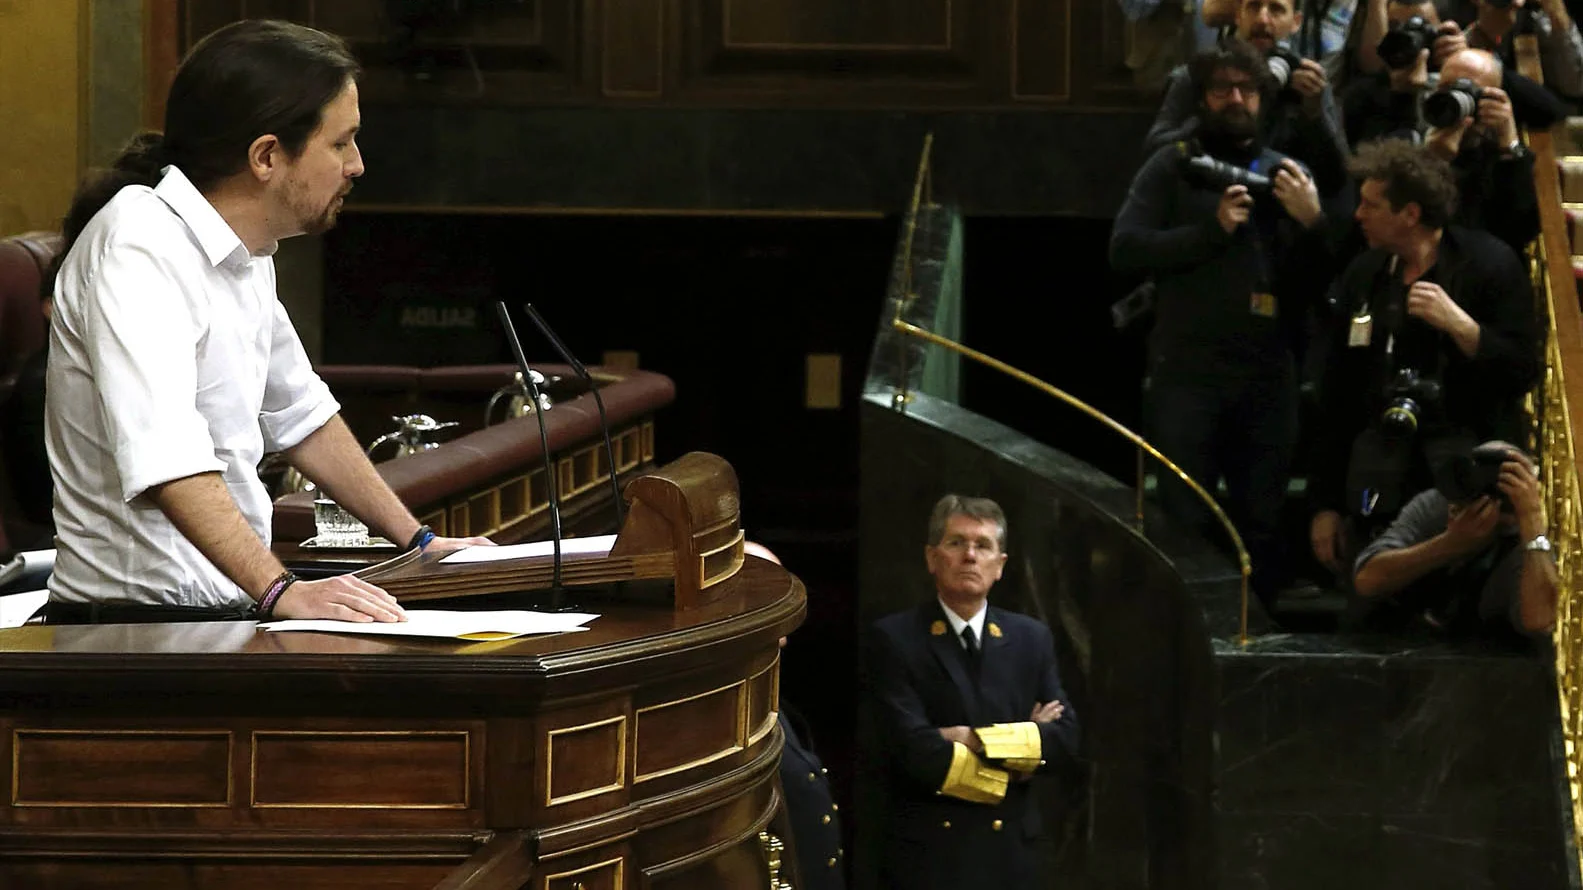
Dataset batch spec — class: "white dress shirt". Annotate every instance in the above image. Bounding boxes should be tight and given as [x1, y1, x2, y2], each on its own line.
[46, 166, 339, 608]
[937, 596, 987, 650]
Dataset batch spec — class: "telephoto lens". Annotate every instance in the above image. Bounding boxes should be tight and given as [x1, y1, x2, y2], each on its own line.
[1266, 44, 1303, 91]
[1422, 77, 1484, 128]
[1183, 154, 1274, 196]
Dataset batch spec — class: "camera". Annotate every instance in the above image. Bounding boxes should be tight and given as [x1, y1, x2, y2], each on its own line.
[1266, 43, 1304, 93]
[1380, 368, 1443, 437]
[1378, 15, 1437, 70]
[1181, 152, 1274, 196]
[1433, 443, 1516, 506]
[1423, 77, 1486, 128]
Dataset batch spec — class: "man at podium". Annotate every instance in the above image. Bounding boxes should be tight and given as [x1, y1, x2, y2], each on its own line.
[861, 495, 1081, 889]
[42, 20, 487, 625]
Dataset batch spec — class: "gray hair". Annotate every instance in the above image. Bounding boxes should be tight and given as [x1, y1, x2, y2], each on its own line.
[926, 494, 1007, 550]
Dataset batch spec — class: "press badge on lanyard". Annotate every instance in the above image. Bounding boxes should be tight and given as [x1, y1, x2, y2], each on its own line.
[1348, 310, 1373, 347]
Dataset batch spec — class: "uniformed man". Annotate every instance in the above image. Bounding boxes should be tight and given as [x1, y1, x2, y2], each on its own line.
[748, 541, 846, 890]
[779, 701, 846, 890]
[860, 495, 1081, 889]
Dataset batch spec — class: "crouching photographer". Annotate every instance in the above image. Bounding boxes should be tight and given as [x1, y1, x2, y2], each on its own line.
[1112, 40, 1340, 613]
[1308, 140, 1538, 590]
[1349, 442, 1557, 636]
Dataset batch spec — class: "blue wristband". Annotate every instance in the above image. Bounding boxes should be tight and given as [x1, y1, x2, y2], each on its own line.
[407, 524, 437, 551]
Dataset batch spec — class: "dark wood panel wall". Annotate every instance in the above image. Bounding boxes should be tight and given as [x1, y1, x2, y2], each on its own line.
[171, 0, 1151, 110]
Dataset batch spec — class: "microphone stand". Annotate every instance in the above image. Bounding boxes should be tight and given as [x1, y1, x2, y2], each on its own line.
[494, 301, 574, 611]
[522, 303, 625, 528]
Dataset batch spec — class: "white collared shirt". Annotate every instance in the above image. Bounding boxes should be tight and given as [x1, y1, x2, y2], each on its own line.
[46, 166, 339, 608]
[937, 596, 987, 650]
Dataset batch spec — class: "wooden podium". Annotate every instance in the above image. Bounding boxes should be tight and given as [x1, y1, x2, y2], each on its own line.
[361, 452, 748, 611]
[0, 454, 804, 890]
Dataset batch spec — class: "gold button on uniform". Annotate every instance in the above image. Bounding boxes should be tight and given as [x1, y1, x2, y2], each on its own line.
[822, 815, 831, 825]
[807, 772, 817, 782]
[828, 857, 838, 868]
[942, 820, 951, 829]
[992, 820, 1003, 832]
[831, 803, 839, 811]
[820, 767, 828, 774]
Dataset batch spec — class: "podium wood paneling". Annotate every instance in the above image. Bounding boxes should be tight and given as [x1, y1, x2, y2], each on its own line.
[0, 558, 804, 890]
[172, 0, 1149, 109]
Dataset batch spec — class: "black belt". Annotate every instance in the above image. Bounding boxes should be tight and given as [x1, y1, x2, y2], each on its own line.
[41, 600, 256, 625]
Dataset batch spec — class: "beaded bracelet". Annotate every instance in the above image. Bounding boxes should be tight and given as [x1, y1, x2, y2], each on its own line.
[255, 570, 298, 620]
[407, 524, 437, 552]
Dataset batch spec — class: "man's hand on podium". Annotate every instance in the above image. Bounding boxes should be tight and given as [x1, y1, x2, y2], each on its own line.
[274, 575, 408, 623]
[428, 535, 497, 553]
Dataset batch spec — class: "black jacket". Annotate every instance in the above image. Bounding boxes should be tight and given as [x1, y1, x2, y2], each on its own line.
[1309, 226, 1539, 515]
[779, 704, 846, 890]
[861, 601, 1080, 890]
[1111, 141, 1338, 383]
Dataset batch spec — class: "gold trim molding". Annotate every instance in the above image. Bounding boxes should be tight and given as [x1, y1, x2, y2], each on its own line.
[545, 715, 629, 807]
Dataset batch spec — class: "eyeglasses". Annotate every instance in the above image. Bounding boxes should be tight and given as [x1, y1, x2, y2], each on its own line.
[1207, 80, 1256, 100]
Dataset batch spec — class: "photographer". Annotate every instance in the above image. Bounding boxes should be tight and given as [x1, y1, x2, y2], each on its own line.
[1113, 42, 1337, 611]
[1343, 0, 1468, 144]
[1350, 442, 1557, 635]
[1204, 0, 1363, 77]
[1463, 0, 1583, 100]
[1308, 140, 1538, 586]
[1422, 48, 1542, 251]
[1148, 0, 1351, 197]
[1344, 5, 1567, 148]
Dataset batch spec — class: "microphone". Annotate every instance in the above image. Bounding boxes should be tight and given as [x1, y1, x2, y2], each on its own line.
[494, 301, 570, 609]
[521, 303, 625, 528]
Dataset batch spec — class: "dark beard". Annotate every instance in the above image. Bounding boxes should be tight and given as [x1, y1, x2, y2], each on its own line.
[1198, 107, 1261, 156]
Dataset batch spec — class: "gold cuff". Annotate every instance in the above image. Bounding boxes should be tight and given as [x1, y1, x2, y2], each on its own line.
[975, 722, 1042, 762]
[1003, 757, 1041, 773]
[938, 742, 1009, 804]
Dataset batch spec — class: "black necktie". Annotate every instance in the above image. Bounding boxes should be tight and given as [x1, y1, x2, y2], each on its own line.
[961, 626, 980, 662]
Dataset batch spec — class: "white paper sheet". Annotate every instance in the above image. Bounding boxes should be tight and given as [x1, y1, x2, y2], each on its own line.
[438, 534, 618, 565]
[261, 609, 599, 641]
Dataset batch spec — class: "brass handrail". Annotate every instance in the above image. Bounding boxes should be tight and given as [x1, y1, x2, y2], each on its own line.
[897, 131, 935, 305]
[1518, 32, 1583, 881]
[890, 318, 1256, 645]
[890, 132, 937, 405]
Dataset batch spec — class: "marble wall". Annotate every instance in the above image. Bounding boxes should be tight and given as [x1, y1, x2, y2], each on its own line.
[857, 390, 1576, 890]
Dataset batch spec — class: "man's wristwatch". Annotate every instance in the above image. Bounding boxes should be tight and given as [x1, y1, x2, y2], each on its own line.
[1504, 139, 1530, 160]
[1525, 534, 1553, 553]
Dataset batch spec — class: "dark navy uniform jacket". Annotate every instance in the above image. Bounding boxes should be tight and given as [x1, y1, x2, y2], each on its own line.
[863, 601, 1080, 890]
[779, 702, 846, 890]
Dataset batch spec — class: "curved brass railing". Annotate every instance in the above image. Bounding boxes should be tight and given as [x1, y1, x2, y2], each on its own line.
[888, 319, 1256, 644]
[1516, 33, 1583, 880]
[884, 134, 1255, 643]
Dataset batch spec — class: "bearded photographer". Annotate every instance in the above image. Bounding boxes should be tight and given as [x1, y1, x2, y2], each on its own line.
[1307, 141, 1538, 590]
[1113, 41, 1338, 612]
[1349, 442, 1557, 636]
[1147, 0, 1351, 197]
